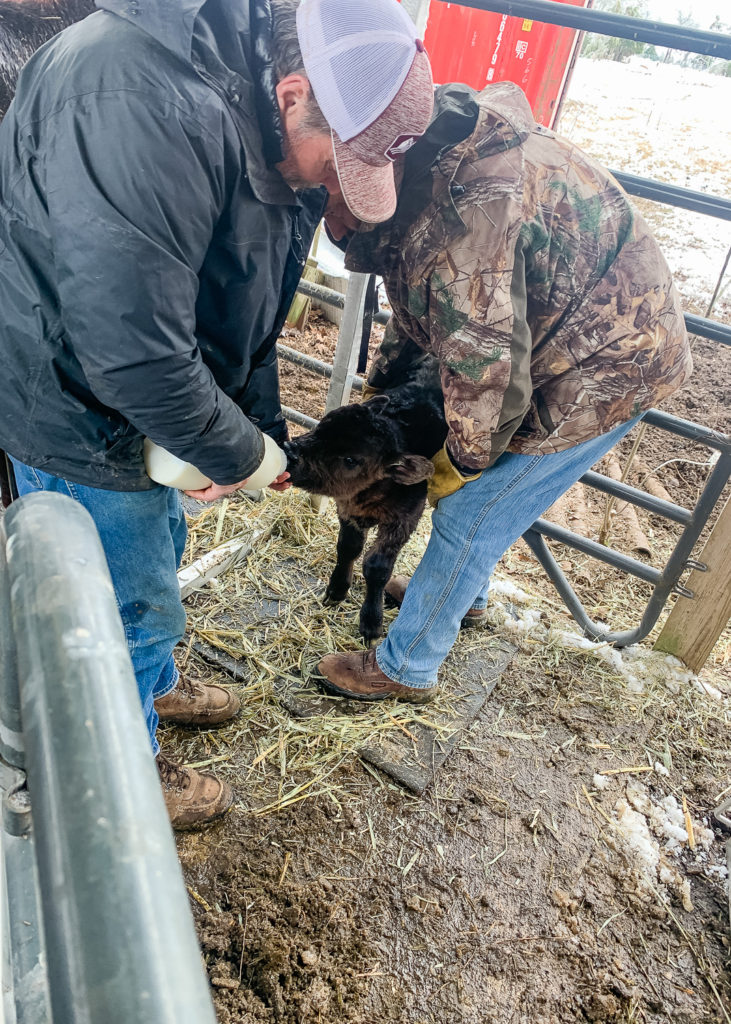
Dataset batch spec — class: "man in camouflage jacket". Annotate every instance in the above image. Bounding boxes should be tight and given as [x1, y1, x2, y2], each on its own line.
[316, 81, 692, 703]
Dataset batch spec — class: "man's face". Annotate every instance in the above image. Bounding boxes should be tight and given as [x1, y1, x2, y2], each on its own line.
[277, 123, 340, 193]
[275, 74, 340, 194]
[324, 192, 361, 240]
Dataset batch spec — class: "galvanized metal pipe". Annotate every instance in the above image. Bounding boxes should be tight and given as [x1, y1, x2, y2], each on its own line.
[0, 816, 16, 1024]
[579, 470, 692, 526]
[3, 493, 217, 1024]
[278, 343, 334, 378]
[642, 409, 731, 452]
[452, 0, 731, 57]
[612, 171, 731, 223]
[282, 406, 319, 430]
[684, 313, 731, 349]
[2, 782, 51, 1024]
[524, 439, 731, 647]
[531, 518, 662, 586]
[295, 278, 390, 326]
[277, 344, 365, 391]
[0, 523, 22, 769]
[296, 277, 345, 310]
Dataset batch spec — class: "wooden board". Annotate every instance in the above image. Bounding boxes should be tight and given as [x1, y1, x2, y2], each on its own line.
[655, 495, 731, 673]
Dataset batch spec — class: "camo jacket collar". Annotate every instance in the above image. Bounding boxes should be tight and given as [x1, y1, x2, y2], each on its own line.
[345, 81, 535, 276]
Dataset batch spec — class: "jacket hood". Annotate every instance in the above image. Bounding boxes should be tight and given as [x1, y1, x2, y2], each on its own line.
[95, 0, 293, 200]
[416, 81, 535, 187]
[96, 0, 207, 67]
[471, 81, 535, 157]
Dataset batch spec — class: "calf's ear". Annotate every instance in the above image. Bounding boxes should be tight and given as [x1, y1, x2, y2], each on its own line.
[387, 454, 435, 485]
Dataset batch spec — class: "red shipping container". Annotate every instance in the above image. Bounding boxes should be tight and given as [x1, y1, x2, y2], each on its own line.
[420, 1, 590, 128]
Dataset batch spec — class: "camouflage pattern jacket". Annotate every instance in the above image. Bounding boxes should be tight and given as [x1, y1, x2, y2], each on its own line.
[345, 83, 692, 472]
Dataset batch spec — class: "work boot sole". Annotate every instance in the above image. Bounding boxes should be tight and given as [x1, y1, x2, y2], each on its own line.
[171, 802, 233, 832]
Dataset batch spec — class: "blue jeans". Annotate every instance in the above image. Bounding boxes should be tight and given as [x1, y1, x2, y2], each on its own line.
[376, 418, 642, 688]
[10, 460, 187, 754]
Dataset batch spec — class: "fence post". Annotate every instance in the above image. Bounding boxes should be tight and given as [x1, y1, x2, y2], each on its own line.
[3, 492, 217, 1024]
[309, 274, 370, 512]
[655, 496, 731, 672]
[323, 273, 370, 414]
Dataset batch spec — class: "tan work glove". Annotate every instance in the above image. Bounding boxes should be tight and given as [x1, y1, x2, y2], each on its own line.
[361, 383, 381, 401]
[427, 444, 482, 507]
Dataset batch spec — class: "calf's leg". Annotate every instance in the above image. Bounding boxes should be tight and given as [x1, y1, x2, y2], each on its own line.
[324, 518, 366, 606]
[360, 518, 419, 644]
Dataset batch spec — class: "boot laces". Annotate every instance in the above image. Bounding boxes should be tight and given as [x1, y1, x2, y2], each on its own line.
[175, 672, 200, 700]
[362, 648, 378, 671]
[156, 753, 192, 791]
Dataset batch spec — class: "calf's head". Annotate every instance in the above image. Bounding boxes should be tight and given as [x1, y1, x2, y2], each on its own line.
[283, 397, 434, 501]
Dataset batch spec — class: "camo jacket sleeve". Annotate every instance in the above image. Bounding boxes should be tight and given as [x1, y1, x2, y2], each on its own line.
[425, 164, 532, 473]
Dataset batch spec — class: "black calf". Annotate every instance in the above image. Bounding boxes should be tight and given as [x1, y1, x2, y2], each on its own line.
[284, 363, 447, 643]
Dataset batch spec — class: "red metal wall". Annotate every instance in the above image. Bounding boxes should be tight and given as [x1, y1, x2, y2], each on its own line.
[420, 1, 590, 127]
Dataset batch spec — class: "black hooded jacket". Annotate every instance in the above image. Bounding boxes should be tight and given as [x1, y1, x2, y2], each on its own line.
[0, 0, 325, 489]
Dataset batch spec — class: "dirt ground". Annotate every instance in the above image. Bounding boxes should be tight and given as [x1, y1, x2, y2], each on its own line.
[170, 310, 730, 1023]
[167, 59, 731, 1024]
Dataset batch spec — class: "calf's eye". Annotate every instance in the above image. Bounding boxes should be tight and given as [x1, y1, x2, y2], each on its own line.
[343, 456, 358, 469]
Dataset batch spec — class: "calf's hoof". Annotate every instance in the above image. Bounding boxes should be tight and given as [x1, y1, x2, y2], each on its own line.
[323, 586, 348, 607]
[359, 611, 384, 646]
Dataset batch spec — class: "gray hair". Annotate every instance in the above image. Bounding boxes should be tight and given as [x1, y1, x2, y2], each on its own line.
[270, 0, 330, 134]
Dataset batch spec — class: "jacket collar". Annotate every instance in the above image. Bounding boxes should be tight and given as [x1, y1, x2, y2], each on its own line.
[345, 81, 535, 275]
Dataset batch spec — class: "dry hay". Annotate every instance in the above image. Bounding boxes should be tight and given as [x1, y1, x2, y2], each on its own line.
[176, 490, 498, 816]
[173, 488, 730, 825]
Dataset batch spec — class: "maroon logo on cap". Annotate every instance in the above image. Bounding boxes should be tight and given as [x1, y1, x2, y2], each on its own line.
[384, 133, 422, 162]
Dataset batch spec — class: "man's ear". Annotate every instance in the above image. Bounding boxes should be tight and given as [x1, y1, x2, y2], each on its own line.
[275, 74, 311, 120]
[386, 454, 435, 485]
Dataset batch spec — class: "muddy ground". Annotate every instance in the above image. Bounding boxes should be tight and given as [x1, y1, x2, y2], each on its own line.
[167, 59, 730, 1024]
[168, 309, 730, 1023]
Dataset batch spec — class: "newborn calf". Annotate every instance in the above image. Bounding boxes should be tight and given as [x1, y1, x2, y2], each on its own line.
[284, 366, 447, 643]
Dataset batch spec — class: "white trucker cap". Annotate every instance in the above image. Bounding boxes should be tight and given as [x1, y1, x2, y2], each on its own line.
[296, 0, 434, 224]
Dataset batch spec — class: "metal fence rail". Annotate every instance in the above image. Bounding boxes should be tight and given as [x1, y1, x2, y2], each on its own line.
[0, 493, 217, 1024]
[610, 171, 731, 223]
[447, 0, 731, 57]
[522, 411, 731, 646]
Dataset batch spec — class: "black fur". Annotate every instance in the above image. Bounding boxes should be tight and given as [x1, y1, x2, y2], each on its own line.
[284, 361, 447, 643]
[0, 0, 95, 119]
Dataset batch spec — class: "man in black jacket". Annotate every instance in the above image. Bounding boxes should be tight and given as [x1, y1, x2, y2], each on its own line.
[0, 0, 434, 827]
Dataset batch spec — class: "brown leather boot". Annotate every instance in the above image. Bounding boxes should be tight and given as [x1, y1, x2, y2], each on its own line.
[155, 672, 240, 726]
[156, 753, 233, 830]
[384, 574, 487, 627]
[315, 648, 436, 704]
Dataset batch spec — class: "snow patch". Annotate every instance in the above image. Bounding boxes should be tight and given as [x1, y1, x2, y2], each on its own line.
[489, 575, 728, 703]
[612, 781, 720, 905]
[490, 579, 535, 605]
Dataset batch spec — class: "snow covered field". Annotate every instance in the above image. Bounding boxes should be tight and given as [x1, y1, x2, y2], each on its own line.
[559, 58, 731, 319]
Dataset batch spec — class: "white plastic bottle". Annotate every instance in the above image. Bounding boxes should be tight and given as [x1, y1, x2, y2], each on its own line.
[143, 434, 287, 491]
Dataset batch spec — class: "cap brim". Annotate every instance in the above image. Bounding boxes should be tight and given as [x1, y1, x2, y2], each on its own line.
[333, 132, 397, 225]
